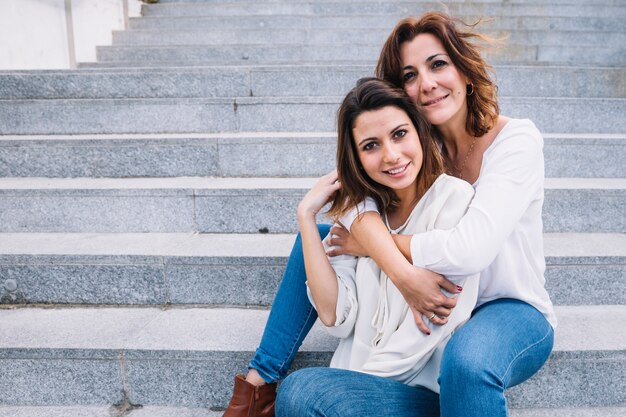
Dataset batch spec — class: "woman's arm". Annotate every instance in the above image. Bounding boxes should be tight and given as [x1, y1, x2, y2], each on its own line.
[327, 223, 411, 261]
[297, 171, 343, 327]
[349, 212, 461, 334]
[410, 121, 544, 275]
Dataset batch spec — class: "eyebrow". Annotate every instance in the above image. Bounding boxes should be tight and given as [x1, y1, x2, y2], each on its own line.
[402, 53, 448, 71]
[357, 123, 409, 147]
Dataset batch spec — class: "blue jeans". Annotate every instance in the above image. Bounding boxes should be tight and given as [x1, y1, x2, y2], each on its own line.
[249, 224, 331, 382]
[277, 368, 440, 417]
[251, 227, 554, 416]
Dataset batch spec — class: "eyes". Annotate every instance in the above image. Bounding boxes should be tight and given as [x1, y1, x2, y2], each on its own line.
[361, 129, 408, 152]
[402, 59, 449, 85]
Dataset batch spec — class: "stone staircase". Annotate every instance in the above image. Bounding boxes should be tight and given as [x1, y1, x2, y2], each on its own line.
[0, 0, 625, 416]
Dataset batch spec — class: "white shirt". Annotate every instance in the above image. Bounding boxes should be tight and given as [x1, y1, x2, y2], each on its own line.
[308, 174, 479, 392]
[341, 118, 556, 328]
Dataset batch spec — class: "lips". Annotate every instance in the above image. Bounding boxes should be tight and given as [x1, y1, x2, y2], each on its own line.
[384, 163, 410, 176]
[422, 94, 449, 106]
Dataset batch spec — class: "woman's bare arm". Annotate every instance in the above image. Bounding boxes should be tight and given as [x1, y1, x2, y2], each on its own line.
[297, 172, 343, 326]
[341, 212, 462, 334]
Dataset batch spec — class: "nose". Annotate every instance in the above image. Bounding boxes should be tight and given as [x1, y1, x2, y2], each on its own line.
[419, 72, 436, 93]
[382, 142, 400, 164]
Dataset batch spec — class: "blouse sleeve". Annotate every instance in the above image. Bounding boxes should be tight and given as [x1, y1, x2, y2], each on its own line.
[338, 197, 379, 231]
[410, 120, 544, 275]
[305, 227, 359, 338]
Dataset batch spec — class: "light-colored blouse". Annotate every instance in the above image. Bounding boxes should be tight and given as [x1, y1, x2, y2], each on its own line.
[308, 174, 479, 393]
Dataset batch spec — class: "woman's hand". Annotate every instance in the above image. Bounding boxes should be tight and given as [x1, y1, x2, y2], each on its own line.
[298, 171, 341, 219]
[395, 266, 462, 335]
[326, 224, 368, 258]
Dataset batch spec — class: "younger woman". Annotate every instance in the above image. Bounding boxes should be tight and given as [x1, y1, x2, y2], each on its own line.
[295, 78, 479, 399]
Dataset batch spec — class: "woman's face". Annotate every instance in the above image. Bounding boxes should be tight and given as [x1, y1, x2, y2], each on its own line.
[352, 105, 423, 201]
[399, 33, 469, 131]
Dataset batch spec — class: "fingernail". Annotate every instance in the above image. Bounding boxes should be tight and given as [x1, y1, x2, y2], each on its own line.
[456, 286, 463, 292]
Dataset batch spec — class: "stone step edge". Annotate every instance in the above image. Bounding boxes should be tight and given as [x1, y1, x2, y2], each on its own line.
[0, 177, 623, 190]
[0, 232, 624, 258]
[80, 60, 626, 68]
[4, 63, 624, 74]
[6, 96, 626, 104]
[1, 406, 624, 417]
[1, 132, 625, 141]
[98, 42, 622, 50]
[0, 305, 624, 353]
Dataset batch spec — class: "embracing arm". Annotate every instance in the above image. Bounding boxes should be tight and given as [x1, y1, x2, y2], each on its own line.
[410, 121, 544, 275]
[349, 212, 461, 334]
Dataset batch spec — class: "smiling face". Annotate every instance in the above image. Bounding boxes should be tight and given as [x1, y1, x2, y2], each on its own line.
[352, 105, 423, 203]
[400, 33, 469, 131]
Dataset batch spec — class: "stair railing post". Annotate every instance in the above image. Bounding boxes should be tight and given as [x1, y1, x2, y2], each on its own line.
[64, 0, 77, 68]
[122, 0, 129, 30]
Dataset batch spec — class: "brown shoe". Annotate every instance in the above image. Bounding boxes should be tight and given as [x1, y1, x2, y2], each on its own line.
[222, 374, 277, 417]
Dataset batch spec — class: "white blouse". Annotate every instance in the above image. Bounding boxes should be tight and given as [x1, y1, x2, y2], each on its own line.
[338, 118, 556, 328]
[410, 119, 556, 328]
[308, 174, 479, 392]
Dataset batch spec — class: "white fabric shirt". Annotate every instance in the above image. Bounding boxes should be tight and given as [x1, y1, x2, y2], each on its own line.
[308, 174, 479, 392]
[340, 118, 557, 328]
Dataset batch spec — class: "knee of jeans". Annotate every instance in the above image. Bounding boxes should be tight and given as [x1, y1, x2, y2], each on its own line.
[276, 369, 316, 416]
[440, 336, 490, 386]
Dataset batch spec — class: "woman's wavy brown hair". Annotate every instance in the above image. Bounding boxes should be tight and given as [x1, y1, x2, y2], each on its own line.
[376, 12, 499, 138]
[327, 78, 444, 220]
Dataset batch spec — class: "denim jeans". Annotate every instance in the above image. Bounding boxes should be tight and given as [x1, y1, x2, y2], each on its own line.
[276, 368, 441, 417]
[249, 224, 331, 383]
[250, 226, 554, 416]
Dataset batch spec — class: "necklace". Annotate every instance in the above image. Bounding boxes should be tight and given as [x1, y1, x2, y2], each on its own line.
[444, 136, 478, 180]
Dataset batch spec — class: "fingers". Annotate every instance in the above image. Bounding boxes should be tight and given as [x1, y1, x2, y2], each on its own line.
[330, 224, 348, 237]
[429, 314, 448, 326]
[410, 306, 431, 335]
[429, 292, 458, 310]
[327, 225, 348, 246]
[432, 306, 452, 319]
[326, 247, 343, 257]
[326, 226, 346, 257]
[438, 276, 463, 295]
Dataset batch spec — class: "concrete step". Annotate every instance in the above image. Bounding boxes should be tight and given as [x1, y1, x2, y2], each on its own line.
[157, 0, 626, 5]
[94, 43, 533, 65]
[0, 232, 623, 306]
[0, 406, 624, 417]
[1, 133, 624, 178]
[0, 177, 623, 233]
[94, 43, 625, 66]
[112, 28, 626, 48]
[0, 305, 624, 409]
[158, 0, 626, 4]
[128, 14, 626, 32]
[139, 3, 626, 19]
[3, 65, 624, 99]
[2, 97, 625, 135]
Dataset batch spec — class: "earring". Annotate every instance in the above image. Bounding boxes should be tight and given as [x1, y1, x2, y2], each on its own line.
[466, 83, 474, 96]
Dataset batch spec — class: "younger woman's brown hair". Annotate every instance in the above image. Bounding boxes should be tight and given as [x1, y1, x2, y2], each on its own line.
[376, 12, 499, 138]
[327, 77, 444, 220]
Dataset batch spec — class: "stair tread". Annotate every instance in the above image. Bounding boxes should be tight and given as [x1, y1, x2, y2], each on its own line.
[0, 177, 624, 190]
[2, 132, 625, 141]
[0, 406, 624, 417]
[0, 305, 624, 352]
[0, 232, 623, 258]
